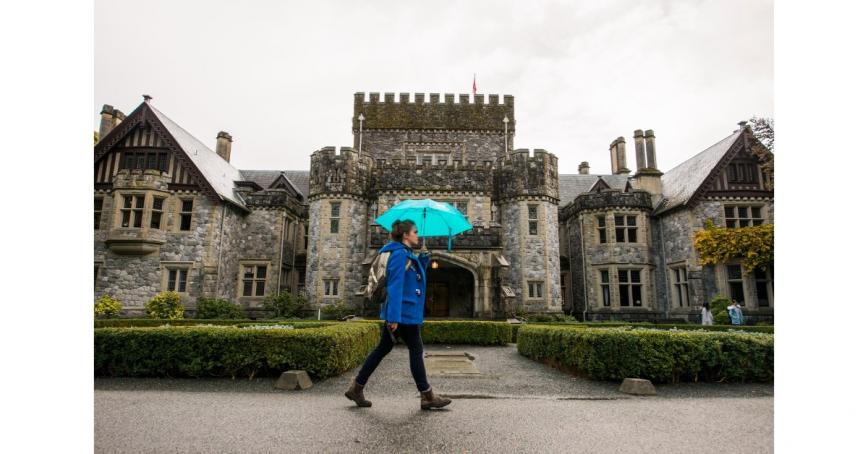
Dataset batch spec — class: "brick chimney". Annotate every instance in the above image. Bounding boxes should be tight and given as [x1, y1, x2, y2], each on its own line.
[609, 139, 619, 174]
[615, 137, 630, 175]
[644, 129, 658, 170]
[579, 161, 590, 175]
[216, 131, 233, 162]
[633, 130, 647, 170]
[633, 128, 664, 204]
[98, 105, 126, 140]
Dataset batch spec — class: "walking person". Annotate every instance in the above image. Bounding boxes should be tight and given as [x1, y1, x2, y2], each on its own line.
[345, 219, 452, 410]
[701, 301, 714, 326]
[727, 299, 745, 325]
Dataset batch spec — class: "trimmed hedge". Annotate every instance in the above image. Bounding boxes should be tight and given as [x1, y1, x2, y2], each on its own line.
[420, 321, 512, 345]
[509, 322, 772, 343]
[94, 319, 334, 328]
[95, 322, 379, 379]
[517, 325, 773, 383]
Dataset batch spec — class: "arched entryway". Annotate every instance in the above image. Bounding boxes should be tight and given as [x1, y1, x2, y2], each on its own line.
[424, 254, 477, 318]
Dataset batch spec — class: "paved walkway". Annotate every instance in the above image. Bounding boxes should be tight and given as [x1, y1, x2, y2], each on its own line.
[95, 344, 773, 453]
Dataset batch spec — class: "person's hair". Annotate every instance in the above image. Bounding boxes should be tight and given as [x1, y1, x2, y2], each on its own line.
[702, 301, 709, 310]
[390, 219, 416, 242]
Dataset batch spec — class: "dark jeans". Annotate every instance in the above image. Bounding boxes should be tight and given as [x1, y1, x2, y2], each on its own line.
[354, 323, 430, 392]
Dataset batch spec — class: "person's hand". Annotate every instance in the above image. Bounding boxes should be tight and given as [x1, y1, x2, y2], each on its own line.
[389, 323, 398, 332]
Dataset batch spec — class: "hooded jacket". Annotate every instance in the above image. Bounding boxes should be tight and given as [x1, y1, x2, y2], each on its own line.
[378, 241, 430, 325]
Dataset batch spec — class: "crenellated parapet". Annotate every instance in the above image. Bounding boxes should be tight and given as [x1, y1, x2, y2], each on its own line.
[353, 92, 514, 131]
[560, 190, 653, 220]
[308, 146, 374, 200]
[495, 149, 559, 202]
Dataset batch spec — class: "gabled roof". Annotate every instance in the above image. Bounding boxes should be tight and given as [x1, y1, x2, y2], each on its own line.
[240, 170, 310, 203]
[148, 105, 247, 208]
[556, 174, 631, 207]
[94, 101, 247, 209]
[656, 129, 744, 215]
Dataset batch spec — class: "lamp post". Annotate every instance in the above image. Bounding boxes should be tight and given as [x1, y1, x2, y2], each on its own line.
[358, 113, 365, 152]
[503, 116, 509, 158]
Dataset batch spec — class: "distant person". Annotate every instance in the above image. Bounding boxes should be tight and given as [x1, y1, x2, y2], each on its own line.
[345, 219, 451, 410]
[701, 301, 714, 326]
[727, 300, 745, 325]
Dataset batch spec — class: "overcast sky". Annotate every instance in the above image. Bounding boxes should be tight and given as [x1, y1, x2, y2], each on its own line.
[95, 0, 773, 174]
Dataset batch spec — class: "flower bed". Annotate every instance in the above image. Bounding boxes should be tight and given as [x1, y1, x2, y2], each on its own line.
[517, 325, 773, 383]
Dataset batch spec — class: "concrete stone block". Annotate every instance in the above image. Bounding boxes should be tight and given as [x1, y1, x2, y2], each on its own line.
[619, 378, 656, 395]
[274, 370, 313, 391]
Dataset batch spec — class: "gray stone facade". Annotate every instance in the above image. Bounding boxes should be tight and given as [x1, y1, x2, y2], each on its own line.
[94, 94, 773, 323]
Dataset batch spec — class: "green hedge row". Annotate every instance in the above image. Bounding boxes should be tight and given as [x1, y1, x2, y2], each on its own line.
[94, 322, 379, 379]
[508, 322, 772, 343]
[517, 325, 773, 383]
[420, 321, 512, 345]
[94, 319, 335, 328]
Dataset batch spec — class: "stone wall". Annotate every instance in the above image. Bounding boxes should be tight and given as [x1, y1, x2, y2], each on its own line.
[358, 130, 511, 165]
[499, 200, 561, 313]
[304, 196, 370, 310]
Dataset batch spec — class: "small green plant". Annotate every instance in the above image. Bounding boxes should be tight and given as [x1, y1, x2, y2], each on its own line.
[262, 291, 307, 319]
[145, 291, 185, 319]
[709, 294, 731, 325]
[94, 295, 123, 319]
[195, 297, 245, 319]
[321, 300, 354, 320]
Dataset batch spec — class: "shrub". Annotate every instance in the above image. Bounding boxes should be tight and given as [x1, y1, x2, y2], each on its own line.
[710, 294, 731, 325]
[321, 300, 354, 320]
[420, 321, 512, 345]
[94, 295, 123, 319]
[145, 292, 185, 319]
[95, 318, 333, 328]
[195, 297, 245, 319]
[262, 291, 306, 319]
[94, 322, 380, 379]
[517, 325, 773, 383]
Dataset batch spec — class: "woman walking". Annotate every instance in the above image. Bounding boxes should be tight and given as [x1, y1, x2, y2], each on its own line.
[345, 219, 452, 410]
[701, 301, 714, 326]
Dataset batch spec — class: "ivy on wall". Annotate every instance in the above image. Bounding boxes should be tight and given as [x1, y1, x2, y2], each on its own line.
[693, 220, 774, 274]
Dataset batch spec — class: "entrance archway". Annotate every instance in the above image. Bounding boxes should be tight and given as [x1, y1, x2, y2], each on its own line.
[424, 254, 477, 318]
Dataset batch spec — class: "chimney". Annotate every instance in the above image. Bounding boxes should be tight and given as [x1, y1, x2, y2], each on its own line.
[609, 139, 619, 174]
[98, 104, 126, 140]
[644, 130, 657, 169]
[579, 161, 590, 175]
[633, 130, 647, 170]
[616, 137, 630, 175]
[216, 131, 233, 162]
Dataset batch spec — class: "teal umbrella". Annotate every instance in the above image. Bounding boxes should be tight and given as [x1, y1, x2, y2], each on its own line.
[374, 199, 472, 251]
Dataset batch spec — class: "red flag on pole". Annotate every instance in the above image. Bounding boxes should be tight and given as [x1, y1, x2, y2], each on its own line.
[472, 74, 477, 95]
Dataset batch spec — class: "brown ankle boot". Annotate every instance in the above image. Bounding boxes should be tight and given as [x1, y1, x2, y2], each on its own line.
[420, 388, 451, 410]
[345, 381, 372, 407]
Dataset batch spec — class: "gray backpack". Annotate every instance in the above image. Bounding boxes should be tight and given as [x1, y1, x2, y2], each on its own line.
[363, 251, 412, 302]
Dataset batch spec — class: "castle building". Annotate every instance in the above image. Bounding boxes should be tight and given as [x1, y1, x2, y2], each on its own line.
[94, 93, 774, 322]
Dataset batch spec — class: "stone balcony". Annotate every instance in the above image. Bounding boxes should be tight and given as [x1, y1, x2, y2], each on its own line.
[105, 227, 166, 255]
[369, 225, 502, 249]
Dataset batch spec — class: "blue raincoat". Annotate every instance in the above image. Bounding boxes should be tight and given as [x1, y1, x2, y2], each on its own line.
[728, 304, 744, 325]
[378, 241, 430, 325]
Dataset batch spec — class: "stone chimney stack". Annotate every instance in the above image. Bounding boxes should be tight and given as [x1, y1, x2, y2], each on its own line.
[98, 104, 126, 140]
[615, 137, 630, 175]
[644, 129, 658, 169]
[216, 131, 233, 162]
[609, 139, 619, 174]
[633, 130, 647, 170]
[579, 161, 590, 175]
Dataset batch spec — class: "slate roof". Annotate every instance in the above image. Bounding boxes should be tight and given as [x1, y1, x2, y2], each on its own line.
[556, 174, 631, 207]
[656, 129, 743, 215]
[240, 170, 310, 203]
[149, 105, 247, 208]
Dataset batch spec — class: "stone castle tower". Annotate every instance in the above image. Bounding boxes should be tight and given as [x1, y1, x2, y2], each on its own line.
[304, 92, 562, 316]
